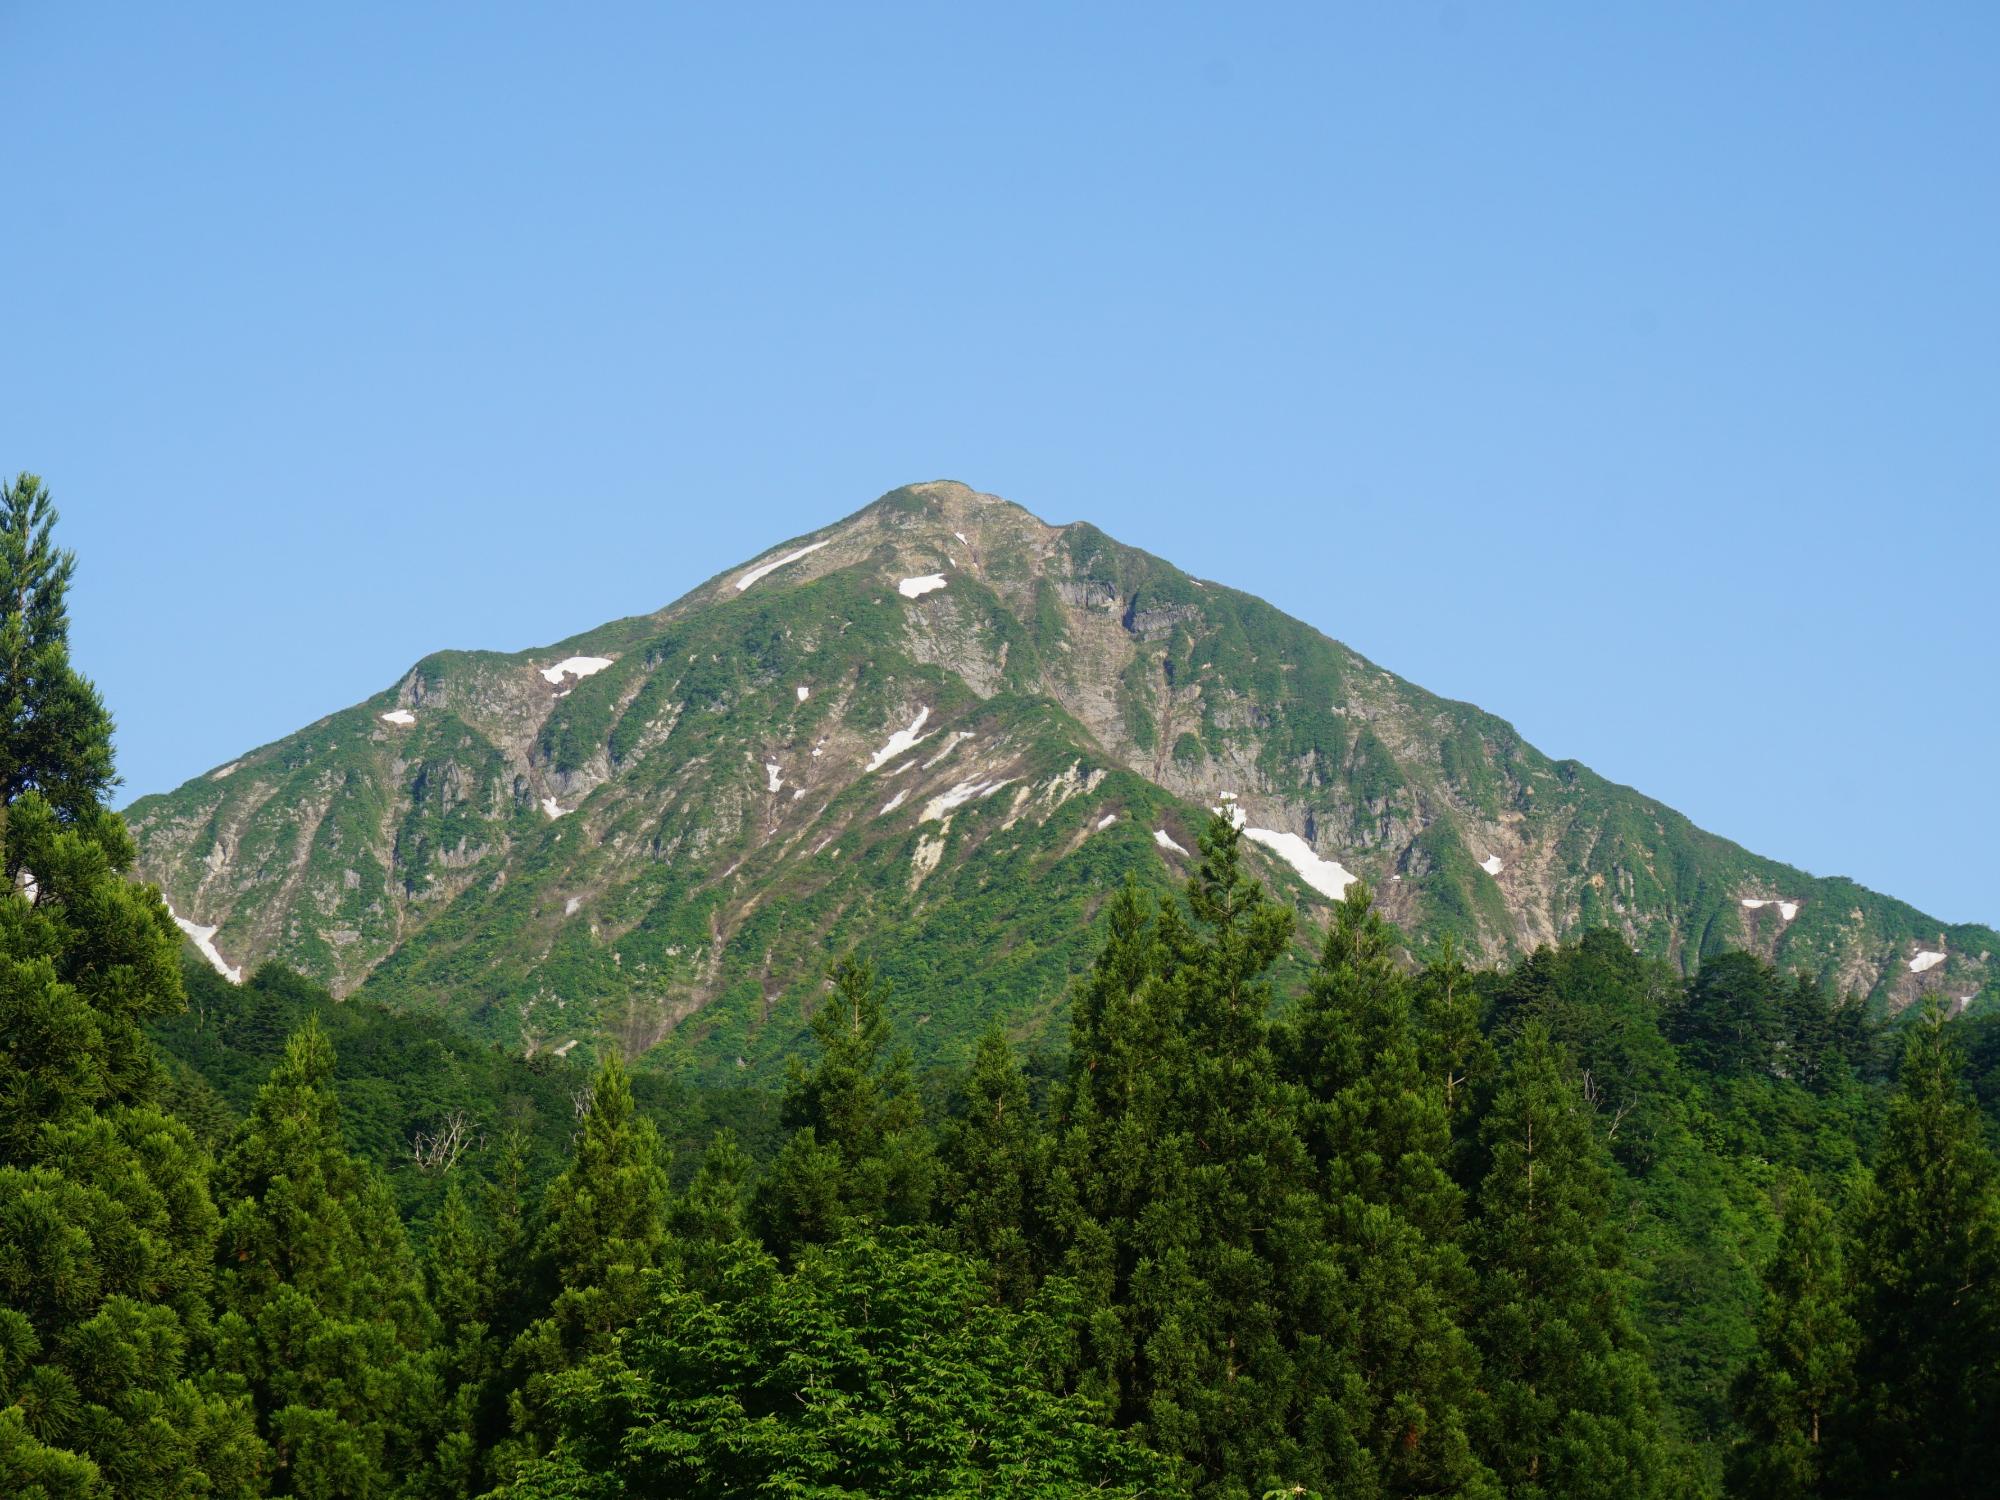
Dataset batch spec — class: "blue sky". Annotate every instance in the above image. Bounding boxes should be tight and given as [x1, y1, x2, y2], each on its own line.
[3, 3, 1994, 923]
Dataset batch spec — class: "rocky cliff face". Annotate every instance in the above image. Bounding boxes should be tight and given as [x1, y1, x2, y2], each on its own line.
[126, 482, 1996, 1076]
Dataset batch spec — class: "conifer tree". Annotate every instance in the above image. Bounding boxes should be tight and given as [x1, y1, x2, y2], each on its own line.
[0, 485, 262, 1497]
[1278, 884, 1494, 1498]
[425, 1179, 498, 1499]
[1051, 819, 1353, 1498]
[506, 1053, 670, 1458]
[937, 1026, 1047, 1305]
[1672, 951, 1783, 1079]
[1469, 1021, 1670, 1499]
[1414, 937, 1493, 1153]
[751, 956, 934, 1258]
[0, 475, 115, 820]
[211, 1019, 440, 1497]
[1838, 1005, 2000, 1497]
[422, 1132, 535, 1499]
[1728, 1177, 1856, 1500]
[667, 1128, 750, 1293]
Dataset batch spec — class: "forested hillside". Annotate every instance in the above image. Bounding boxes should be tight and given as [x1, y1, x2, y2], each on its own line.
[8, 475, 2000, 1497]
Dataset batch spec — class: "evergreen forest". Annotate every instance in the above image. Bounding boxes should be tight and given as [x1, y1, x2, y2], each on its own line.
[5, 472, 1999, 1498]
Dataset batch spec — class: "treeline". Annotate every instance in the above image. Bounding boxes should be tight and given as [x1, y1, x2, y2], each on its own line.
[5, 472, 2000, 1497]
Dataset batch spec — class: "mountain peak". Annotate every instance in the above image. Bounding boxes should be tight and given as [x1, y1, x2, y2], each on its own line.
[124, 484, 1996, 1075]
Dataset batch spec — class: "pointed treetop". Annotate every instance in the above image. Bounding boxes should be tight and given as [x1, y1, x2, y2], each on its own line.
[0, 473, 116, 817]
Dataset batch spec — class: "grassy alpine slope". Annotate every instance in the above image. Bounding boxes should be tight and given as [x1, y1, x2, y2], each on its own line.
[126, 482, 1996, 1079]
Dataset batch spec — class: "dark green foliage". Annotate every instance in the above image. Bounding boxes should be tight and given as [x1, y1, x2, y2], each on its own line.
[1051, 822, 1353, 1498]
[1, 792, 188, 1157]
[210, 1021, 440, 1497]
[511, 1229, 1182, 1499]
[751, 957, 935, 1258]
[1837, 1007, 2000, 1496]
[1674, 951, 1785, 1079]
[1413, 938, 1495, 1151]
[507, 1055, 671, 1458]
[1279, 884, 1494, 1497]
[0, 475, 115, 821]
[1728, 1178, 1857, 1500]
[424, 1133, 538, 1499]
[937, 1027, 1048, 1305]
[150, 961, 779, 1228]
[0, 495, 262, 1497]
[1488, 931, 1684, 1173]
[1470, 1022, 1673, 1498]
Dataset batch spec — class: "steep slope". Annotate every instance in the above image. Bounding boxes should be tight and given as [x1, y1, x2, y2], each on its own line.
[126, 482, 1996, 1078]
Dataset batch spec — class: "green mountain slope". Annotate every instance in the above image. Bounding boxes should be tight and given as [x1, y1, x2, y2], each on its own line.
[126, 482, 1996, 1079]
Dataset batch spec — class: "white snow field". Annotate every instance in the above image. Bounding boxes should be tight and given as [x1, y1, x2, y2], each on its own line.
[540, 656, 613, 685]
[735, 541, 829, 591]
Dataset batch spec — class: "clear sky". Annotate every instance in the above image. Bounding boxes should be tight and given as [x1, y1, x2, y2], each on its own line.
[3, 3, 1994, 924]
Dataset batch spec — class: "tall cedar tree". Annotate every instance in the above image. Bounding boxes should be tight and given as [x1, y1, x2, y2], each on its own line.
[1413, 937, 1495, 1154]
[1052, 818, 1358, 1499]
[667, 1128, 752, 1295]
[1727, 1177, 1857, 1500]
[937, 1026, 1049, 1305]
[424, 1132, 533, 1500]
[1469, 1021, 1671, 1499]
[1836, 1005, 2000, 1498]
[505, 1053, 670, 1464]
[0, 479, 263, 1497]
[0, 476, 116, 819]
[750, 956, 934, 1259]
[1278, 883, 1496, 1499]
[212, 1020, 441, 1497]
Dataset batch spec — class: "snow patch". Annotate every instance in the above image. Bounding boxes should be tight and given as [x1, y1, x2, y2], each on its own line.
[1741, 898, 1802, 922]
[735, 540, 829, 591]
[1154, 829, 1188, 855]
[898, 573, 948, 599]
[866, 707, 933, 772]
[1479, 854, 1504, 876]
[1212, 792, 1246, 830]
[1097, 813, 1118, 830]
[796, 685, 810, 702]
[379, 709, 416, 727]
[541, 797, 569, 819]
[880, 788, 909, 815]
[921, 777, 1015, 824]
[1910, 950, 1946, 974]
[168, 907, 242, 984]
[765, 761, 783, 794]
[1242, 829, 1359, 901]
[564, 896, 582, 916]
[539, 656, 613, 685]
[954, 531, 967, 544]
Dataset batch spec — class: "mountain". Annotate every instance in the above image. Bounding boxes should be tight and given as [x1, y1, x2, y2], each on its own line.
[126, 481, 1995, 1079]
